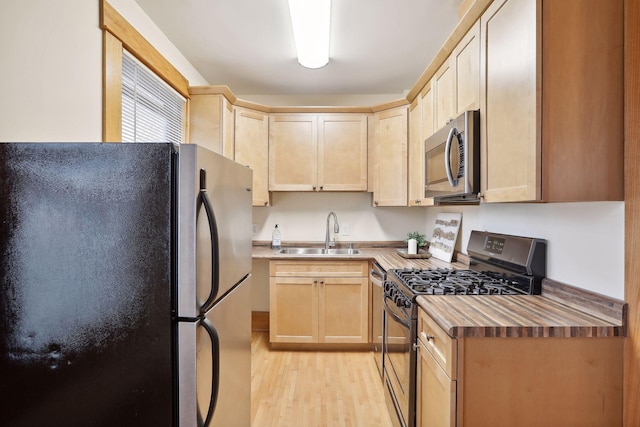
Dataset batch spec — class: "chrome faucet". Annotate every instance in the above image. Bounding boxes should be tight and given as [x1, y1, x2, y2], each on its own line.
[325, 211, 339, 249]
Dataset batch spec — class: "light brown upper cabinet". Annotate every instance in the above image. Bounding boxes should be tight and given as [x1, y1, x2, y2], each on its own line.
[433, 58, 455, 131]
[433, 21, 480, 133]
[372, 106, 408, 207]
[188, 89, 235, 158]
[454, 21, 480, 115]
[408, 98, 424, 206]
[235, 107, 270, 206]
[268, 113, 368, 192]
[408, 88, 436, 207]
[408, 82, 436, 207]
[480, 0, 623, 203]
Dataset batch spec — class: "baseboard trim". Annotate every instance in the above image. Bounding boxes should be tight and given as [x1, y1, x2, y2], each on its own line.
[252, 311, 270, 332]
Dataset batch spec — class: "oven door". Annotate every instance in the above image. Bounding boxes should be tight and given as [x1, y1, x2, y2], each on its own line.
[383, 295, 414, 427]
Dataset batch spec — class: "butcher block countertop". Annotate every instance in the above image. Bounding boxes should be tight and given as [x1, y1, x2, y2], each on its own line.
[417, 292, 625, 339]
[253, 243, 627, 339]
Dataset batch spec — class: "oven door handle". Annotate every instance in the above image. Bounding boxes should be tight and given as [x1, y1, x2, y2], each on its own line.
[383, 295, 411, 329]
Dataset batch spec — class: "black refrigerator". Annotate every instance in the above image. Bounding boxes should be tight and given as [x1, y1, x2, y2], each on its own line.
[0, 143, 252, 427]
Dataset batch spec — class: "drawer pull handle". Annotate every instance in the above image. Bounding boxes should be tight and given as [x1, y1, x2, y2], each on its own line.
[422, 332, 435, 342]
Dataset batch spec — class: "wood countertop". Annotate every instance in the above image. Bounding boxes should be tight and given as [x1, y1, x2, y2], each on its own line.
[416, 293, 625, 339]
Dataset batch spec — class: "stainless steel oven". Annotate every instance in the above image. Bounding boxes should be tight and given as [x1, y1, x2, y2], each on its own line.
[382, 230, 546, 427]
[424, 110, 480, 204]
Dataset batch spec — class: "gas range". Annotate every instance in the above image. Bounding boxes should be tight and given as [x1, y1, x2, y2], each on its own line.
[386, 230, 547, 302]
[382, 230, 546, 427]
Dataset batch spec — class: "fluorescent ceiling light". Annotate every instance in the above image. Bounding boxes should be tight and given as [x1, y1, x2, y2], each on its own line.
[288, 0, 331, 69]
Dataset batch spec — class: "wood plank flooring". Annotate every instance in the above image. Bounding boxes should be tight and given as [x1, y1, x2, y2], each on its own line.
[251, 332, 393, 427]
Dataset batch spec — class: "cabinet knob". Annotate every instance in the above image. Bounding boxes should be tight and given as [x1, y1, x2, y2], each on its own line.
[374, 201, 379, 206]
[264, 201, 268, 206]
[319, 186, 324, 191]
[313, 186, 317, 190]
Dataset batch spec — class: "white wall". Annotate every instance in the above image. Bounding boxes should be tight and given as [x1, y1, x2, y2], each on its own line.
[424, 202, 625, 300]
[0, 0, 207, 142]
[252, 192, 427, 243]
[0, 0, 103, 142]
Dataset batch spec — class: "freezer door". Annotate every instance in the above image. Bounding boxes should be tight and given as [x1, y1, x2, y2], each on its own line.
[178, 277, 251, 427]
[177, 145, 252, 318]
[0, 143, 175, 427]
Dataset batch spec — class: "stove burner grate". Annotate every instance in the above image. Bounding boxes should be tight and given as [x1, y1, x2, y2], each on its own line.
[391, 268, 527, 296]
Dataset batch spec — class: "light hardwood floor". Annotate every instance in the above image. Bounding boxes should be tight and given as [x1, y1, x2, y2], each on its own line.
[251, 332, 394, 427]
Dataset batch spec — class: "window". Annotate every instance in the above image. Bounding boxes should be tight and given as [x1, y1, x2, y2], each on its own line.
[121, 51, 186, 143]
[101, 0, 190, 142]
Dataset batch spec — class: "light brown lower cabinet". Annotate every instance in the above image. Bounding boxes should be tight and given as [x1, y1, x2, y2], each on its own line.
[416, 309, 623, 426]
[269, 261, 369, 345]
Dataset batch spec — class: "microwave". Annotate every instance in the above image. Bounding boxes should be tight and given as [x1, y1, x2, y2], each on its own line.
[424, 110, 480, 203]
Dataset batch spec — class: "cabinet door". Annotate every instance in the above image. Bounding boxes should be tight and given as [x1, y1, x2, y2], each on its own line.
[269, 277, 318, 343]
[408, 98, 426, 206]
[416, 341, 456, 427]
[454, 21, 480, 114]
[480, 0, 540, 202]
[421, 83, 435, 140]
[318, 276, 369, 343]
[235, 107, 270, 206]
[268, 114, 317, 191]
[189, 94, 227, 155]
[373, 106, 408, 206]
[318, 114, 368, 191]
[433, 58, 455, 131]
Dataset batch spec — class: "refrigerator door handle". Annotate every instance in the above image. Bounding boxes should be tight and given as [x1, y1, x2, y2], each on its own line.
[198, 169, 220, 313]
[200, 318, 220, 427]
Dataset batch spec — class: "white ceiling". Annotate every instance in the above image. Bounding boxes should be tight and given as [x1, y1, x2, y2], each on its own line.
[134, 0, 463, 97]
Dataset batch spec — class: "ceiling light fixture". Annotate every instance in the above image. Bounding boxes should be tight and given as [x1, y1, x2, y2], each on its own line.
[287, 0, 331, 69]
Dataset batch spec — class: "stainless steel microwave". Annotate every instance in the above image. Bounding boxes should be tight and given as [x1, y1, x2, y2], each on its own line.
[424, 110, 480, 203]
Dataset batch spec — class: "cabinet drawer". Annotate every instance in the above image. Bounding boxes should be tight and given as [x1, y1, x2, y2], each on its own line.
[270, 260, 368, 277]
[418, 309, 457, 379]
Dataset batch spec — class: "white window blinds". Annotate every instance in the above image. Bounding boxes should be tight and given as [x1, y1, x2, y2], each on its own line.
[121, 51, 186, 143]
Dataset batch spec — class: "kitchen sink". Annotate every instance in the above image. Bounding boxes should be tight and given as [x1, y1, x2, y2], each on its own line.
[277, 247, 359, 255]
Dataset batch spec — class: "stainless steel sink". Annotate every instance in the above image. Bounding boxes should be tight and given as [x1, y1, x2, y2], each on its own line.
[277, 247, 359, 255]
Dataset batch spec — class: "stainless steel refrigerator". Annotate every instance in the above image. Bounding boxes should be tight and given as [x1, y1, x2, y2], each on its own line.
[0, 143, 252, 427]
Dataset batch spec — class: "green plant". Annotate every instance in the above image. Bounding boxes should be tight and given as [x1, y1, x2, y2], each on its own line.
[405, 231, 427, 248]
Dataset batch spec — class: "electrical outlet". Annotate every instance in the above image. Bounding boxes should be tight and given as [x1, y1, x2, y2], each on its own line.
[341, 223, 350, 236]
[252, 224, 258, 234]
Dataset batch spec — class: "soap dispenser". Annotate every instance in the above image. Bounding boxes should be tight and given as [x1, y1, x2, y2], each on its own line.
[271, 224, 281, 249]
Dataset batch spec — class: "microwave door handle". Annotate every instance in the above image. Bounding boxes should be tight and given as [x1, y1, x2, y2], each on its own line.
[444, 127, 458, 186]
